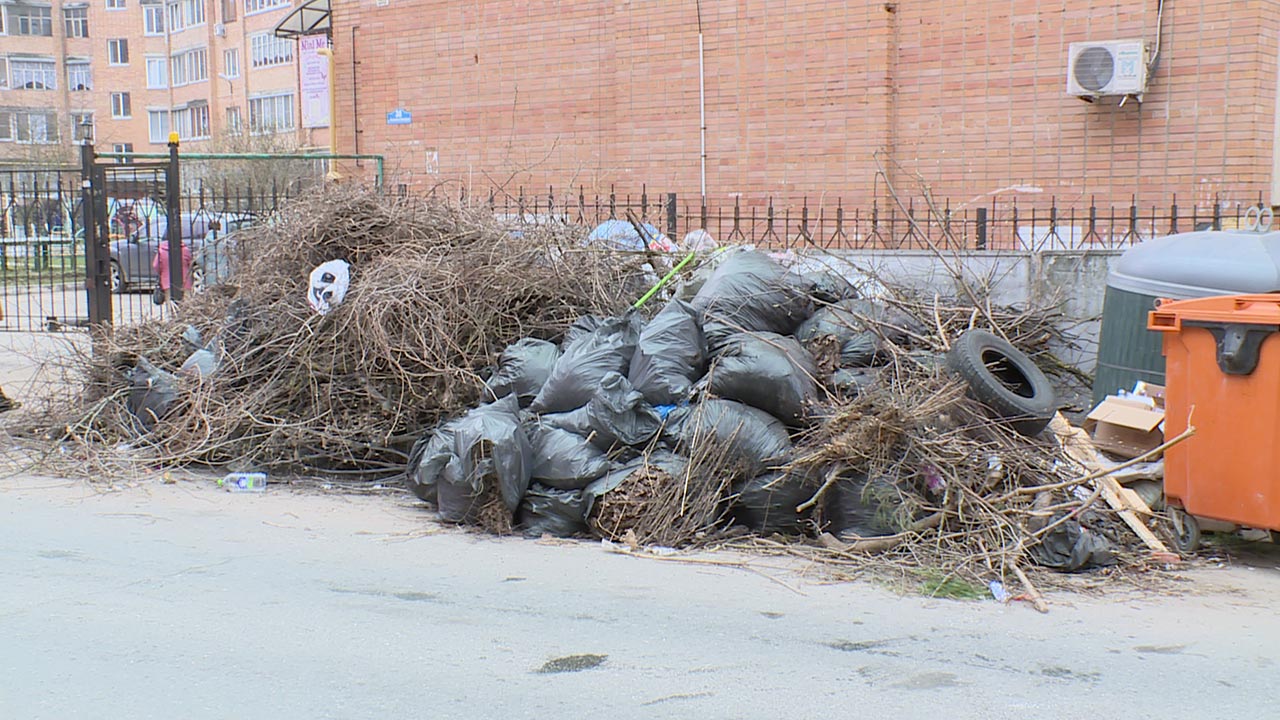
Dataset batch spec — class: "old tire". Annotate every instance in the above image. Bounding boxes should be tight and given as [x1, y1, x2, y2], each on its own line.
[946, 329, 1056, 437]
[109, 260, 126, 295]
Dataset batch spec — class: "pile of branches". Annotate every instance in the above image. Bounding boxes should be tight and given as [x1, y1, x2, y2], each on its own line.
[58, 186, 646, 476]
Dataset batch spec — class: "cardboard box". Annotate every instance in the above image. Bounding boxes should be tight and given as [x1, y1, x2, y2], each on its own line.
[1132, 381, 1166, 410]
[1084, 396, 1166, 459]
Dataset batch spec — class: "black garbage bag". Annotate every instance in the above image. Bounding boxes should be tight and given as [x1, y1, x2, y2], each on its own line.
[805, 270, 860, 304]
[484, 338, 561, 406]
[582, 450, 690, 516]
[531, 314, 643, 414]
[563, 315, 605, 348]
[690, 251, 812, 351]
[526, 422, 612, 490]
[730, 470, 817, 535]
[824, 474, 903, 538]
[676, 399, 792, 475]
[628, 299, 706, 405]
[406, 423, 458, 503]
[828, 367, 883, 397]
[435, 394, 533, 524]
[797, 299, 926, 359]
[518, 484, 588, 537]
[126, 357, 179, 432]
[707, 332, 817, 425]
[1029, 517, 1117, 571]
[542, 372, 663, 451]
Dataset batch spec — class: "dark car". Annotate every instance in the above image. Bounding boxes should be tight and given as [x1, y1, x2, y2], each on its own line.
[107, 211, 252, 293]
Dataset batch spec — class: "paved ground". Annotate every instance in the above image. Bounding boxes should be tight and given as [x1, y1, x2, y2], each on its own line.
[3, 475, 1279, 719]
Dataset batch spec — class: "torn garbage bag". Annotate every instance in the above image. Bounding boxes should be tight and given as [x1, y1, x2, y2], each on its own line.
[484, 338, 560, 406]
[674, 399, 791, 475]
[690, 251, 813, 351]
[582, 451, 690, 517]
[707, 332, 817, 425]
[526, 423, 612, 490]
[434, 394, 533, 525]
[1029, 516, 1118, 571]
[731, 470, 817, 535]
[542, 372, 663, 451]
[804, 270, 860, 304]
[628, 299, 706, 406]
[518, 484, 588, 538]
[531, 314, 643, 413]
[126, 357, 179, 432]
[824, 474, 904, 538]
[796, 300, 883, 367]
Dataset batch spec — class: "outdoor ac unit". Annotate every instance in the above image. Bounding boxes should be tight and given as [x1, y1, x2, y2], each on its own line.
[1067, 40, 1149, 100]
[214, 23, 227, 37]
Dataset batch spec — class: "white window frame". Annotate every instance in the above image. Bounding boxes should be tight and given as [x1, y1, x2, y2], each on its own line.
[244, 0, 288, 16]
[146, 56, 168, 88]
[112, 142, 134, 164]
[147, 109, 170, 144]
[222, 48, 240, 79]
[108, 39, 129, 66]
[111, 91, 131, 119]
[166, 1, 185, 32]
[64, 7, 89, 38]
[170, 47, 207, 87]
[13, 6, 54, 37]
[248, 92, 294, 134]
[225, 105, 242, 136]
[143, 5, 165, 35]
[67, 61, 93, 91]
[250, 32, 293, 69]
[105, 0, 126, 10]
[71, 111, 94, 141]
[183, 0, 205, 27]
[14, 111, 59, 144]
[10, 58, 58, 91]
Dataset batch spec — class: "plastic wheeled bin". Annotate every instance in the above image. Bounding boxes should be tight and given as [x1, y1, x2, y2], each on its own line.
[1148, 294, 1280, 551]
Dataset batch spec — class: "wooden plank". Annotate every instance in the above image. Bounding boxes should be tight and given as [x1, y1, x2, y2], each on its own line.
[1048, 413, 1170, 553]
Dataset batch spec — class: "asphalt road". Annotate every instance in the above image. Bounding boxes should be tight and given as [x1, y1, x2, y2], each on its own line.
[3, 476, 1278, 719]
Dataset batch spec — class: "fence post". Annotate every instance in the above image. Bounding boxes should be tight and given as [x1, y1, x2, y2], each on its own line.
[166, 135, 184, 303]
[81, 141, 111, 331]
[975, 206, 987, 250]
[666, 193, 677, 240]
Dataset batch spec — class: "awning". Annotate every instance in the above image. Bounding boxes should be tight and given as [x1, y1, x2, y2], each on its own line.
[273, 0, 330, 39]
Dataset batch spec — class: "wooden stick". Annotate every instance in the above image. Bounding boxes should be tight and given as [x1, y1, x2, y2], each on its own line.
[795, 463, 845, 513]
[1002, 423, 1196, 500]
[1010, 562, 1049, 614]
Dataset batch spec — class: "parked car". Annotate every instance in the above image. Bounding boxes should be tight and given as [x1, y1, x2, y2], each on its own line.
[192, 215, 256, 292]
[107, 211, 253, 293]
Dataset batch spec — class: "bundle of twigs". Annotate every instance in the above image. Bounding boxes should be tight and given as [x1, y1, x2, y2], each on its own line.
[55, 186, 645, 477]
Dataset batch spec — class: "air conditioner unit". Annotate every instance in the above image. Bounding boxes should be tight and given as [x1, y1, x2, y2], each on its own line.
[1067, 40, 1149, 101]
[214, 23, 227, 37]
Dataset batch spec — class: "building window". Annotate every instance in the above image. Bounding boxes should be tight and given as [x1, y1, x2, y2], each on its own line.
[106, 0, 126, 9]
[220, 0, 235, 22]
[11, 59, 57, 90]
[250, 33, 293, 69]
[72, 112, 94, 141]
[173, 103, 210, 140]
[143, 5, 165, 35]
[0, 59, 8, 89]
[15, 111, 60, 144]
[225, 105, 241, 135]
[112, 142, 134, 163]
[244, 0, 287, 15]
[13, 6, 54, 36]
[222, 48, 240, 78]
[145, 56, 167, 88]
[111, 91, 131, 118]
[64, 7, 89, 37]
[166, 1, 184, 32]
[108, 39, 130, 65]
[170, 47, 208, 87]
[0, 111, 12, 142]
[248, 93, 294, 134]
[183, 0, 206, 26]
[148, 109, 170, 144]
[67, 61, 93, 91]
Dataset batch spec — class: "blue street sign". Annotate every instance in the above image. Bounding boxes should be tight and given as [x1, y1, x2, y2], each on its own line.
[386, 109, 412, 125]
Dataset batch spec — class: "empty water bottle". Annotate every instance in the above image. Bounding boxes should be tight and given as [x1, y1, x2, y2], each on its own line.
[988, 580, 1011, 603]
[219, 472, 267, 493]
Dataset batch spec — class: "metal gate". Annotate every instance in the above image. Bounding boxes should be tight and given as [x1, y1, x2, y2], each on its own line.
[0, 167, 85, 332]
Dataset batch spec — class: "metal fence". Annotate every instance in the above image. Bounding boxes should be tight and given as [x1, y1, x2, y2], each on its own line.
[0, 168, 86, 331]
[461, 185, 1264, 252]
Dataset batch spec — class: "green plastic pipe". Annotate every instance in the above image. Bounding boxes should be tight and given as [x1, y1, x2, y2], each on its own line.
[633, 251, 698, 310]
[95, 152, 385, 187]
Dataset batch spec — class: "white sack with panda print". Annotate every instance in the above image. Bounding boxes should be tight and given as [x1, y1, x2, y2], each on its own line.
[308, 259, 351, 316]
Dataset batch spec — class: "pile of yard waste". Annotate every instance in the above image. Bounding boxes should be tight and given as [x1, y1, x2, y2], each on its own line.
[49, 187, 1160, 591]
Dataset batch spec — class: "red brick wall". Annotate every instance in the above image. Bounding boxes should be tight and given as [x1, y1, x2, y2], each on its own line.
[330, 0, 1280, 216]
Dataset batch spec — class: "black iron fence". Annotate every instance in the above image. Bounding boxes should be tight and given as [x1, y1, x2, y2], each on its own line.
[459, 185, 1263, 252]
[0, 168, 86, 331]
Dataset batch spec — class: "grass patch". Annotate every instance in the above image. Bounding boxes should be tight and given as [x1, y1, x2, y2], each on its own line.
[915, 569, 984, 600]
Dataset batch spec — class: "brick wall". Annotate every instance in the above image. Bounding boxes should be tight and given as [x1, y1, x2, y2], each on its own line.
[331, 0, 1280, 215]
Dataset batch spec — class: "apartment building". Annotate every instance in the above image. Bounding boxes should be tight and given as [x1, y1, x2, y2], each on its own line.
[0, 0, 327, 167]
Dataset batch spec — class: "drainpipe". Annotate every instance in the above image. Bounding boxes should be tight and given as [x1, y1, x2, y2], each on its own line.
[318, 45, 339, 180]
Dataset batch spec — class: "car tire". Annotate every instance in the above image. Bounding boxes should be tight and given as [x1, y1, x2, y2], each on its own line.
[109, 260, 126, 295]
[945, 329, 1057, 437]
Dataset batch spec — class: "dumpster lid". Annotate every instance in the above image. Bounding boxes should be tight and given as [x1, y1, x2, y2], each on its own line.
[1149, 294, 1280, 332]
[1110, 230, 1280, 298]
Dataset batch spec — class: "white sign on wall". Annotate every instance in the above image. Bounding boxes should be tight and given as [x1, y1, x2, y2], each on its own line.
[299, 35, 330, 129]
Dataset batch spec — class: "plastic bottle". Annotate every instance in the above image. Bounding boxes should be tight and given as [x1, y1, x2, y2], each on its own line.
[219, 472, 267, 493]
[988, 580, 1010, 603]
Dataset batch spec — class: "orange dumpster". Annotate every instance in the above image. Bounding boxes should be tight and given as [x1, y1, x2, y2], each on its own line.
[1148, 294, 1280, 548]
